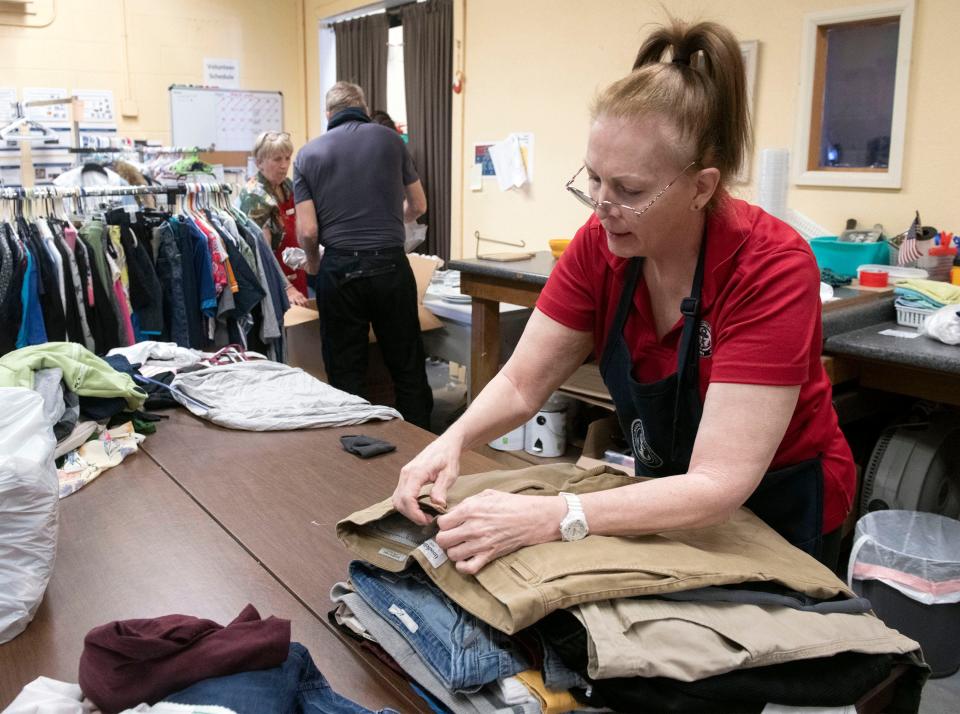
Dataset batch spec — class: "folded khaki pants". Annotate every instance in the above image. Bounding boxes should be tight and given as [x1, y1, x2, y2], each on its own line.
[337, 464, 852, 634]
[574, 597, 920, 681]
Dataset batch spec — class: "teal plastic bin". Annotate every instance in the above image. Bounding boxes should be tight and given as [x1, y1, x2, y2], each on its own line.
[809, 237, 890, 278]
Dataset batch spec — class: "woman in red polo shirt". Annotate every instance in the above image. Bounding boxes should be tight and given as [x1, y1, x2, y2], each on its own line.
[393, 19, 855, 573]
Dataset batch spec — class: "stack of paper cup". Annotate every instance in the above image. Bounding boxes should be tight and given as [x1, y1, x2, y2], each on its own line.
[758, 148, 790, 220]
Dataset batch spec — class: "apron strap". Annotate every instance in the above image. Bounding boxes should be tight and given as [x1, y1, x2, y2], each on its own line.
[599, 257, 643, 374]
[671, 238, 708, 459]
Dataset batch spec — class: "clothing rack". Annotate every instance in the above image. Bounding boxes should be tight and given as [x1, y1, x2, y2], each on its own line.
[137, 145, 216, 155]
[0, 182, 233, 200]
[68, 146, 128, 155]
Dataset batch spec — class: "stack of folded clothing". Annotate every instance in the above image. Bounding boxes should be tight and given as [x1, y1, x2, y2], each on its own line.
[5, 604, 396, 714]
[895, 278, 960, 321]
[334, 464, 929, 714]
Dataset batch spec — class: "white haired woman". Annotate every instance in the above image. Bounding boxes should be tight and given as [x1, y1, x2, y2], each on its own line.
[239, 130, 308, 306]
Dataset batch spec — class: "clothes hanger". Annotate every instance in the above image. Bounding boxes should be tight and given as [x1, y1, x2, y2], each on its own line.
[81, 162, 109, 177]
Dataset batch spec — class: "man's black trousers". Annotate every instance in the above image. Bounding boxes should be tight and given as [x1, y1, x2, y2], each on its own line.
[315, 248, 433, 429]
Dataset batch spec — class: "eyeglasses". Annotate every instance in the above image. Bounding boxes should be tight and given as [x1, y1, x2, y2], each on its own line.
[565, 160, 699, 218]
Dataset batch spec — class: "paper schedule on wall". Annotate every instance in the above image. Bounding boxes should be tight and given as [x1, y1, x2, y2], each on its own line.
[169, 85, 283, 152]
[485, 132, 535, 191]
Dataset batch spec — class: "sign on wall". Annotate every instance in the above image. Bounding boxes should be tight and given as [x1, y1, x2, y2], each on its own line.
[203, 58, 240, 89]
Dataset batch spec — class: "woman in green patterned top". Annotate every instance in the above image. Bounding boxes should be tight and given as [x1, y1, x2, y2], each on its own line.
[239, 131, 308, 305]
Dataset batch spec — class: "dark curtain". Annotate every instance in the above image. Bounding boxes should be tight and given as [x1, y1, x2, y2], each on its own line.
[402, 0, 452, 261]
[334, 14, 389, 113]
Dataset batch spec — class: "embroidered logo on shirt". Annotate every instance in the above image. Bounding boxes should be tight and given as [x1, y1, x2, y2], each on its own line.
[697, 320, 713, 357]
[631, 418, 663, 469]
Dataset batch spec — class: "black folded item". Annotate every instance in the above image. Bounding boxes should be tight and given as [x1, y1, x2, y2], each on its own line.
[340, 435, 396, 459]
[79, 354, 138, 420]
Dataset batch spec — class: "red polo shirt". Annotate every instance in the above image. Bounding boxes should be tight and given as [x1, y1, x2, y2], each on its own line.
[537, 198, 855, 533]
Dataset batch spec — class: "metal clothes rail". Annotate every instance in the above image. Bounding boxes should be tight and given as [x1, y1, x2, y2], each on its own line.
[0, 182, 233, 200]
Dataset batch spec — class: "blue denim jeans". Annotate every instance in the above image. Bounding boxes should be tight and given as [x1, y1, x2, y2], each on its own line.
[165, 642, 397, 714]
[349, 561, 530, 693]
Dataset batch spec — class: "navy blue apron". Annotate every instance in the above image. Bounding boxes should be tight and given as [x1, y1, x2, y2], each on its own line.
[599, 242, 825, 559]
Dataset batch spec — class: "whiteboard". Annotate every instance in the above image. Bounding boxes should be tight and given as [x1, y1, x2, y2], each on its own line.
[169, 85, 283, 152]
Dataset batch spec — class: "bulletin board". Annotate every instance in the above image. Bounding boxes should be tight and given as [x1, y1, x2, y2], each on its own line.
[169, 85, 283, 152]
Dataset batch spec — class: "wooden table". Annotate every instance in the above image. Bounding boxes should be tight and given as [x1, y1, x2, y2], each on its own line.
[0, 408, 915, 712]
[138, 411, 501, 626]
[449, 252, 554, 400]
[0, 448, 418, 710]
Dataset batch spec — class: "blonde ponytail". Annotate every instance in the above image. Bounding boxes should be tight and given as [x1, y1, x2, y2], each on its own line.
[594, 18, 751, 195]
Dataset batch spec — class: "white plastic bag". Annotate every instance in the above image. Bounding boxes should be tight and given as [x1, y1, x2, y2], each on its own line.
[921, 304, 960, 345]
[0, 388, 59, 643]
[404, 222, 427, 253]
[848, 510, 960, 606]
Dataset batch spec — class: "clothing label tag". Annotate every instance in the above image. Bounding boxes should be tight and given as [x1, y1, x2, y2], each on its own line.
[378, 547, 408, 563]
[388, 603, 419, 633]
[285, 208, 295, 215]
[417, 538, 448, 568]
[879, 328, 921, 339]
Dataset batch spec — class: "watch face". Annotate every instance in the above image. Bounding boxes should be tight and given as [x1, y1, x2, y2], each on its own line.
[563, 519, 587, 541]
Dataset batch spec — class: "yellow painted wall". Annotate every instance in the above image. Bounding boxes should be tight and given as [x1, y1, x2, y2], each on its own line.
[458, 0, 960, 258]
[0, 0, 308, 146]
[5, 0, 956, 258]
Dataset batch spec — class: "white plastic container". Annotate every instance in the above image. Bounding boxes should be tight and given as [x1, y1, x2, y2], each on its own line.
[524, 393, 569, 458]
[857, 264, 928, 281]
[488, 424, 525, 452]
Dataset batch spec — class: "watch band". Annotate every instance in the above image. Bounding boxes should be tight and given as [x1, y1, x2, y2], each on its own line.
[560, 491, 584, 517]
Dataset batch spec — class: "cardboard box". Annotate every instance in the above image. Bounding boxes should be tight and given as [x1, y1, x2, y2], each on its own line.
[284, 254, 443, 406]
[575, 415, 633, 475]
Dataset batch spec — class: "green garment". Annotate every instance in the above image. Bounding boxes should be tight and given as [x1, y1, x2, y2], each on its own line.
[79, 220, 113, 300]
[238, 172, 292, 251]
[0, 343, 146, 409]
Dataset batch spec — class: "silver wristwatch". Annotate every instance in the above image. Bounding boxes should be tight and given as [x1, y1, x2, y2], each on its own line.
[559, 492, 589, 542]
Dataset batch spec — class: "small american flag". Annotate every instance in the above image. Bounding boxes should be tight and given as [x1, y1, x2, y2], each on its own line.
[898, 211, 923, 266]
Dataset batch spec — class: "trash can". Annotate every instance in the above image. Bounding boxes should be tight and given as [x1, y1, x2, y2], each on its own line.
[848, 510, 960, 677]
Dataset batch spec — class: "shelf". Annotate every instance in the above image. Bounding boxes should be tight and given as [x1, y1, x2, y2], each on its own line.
[557, 362, 614, 410]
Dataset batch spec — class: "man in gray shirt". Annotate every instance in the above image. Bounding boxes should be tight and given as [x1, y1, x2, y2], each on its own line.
[295, 81, 432, 429]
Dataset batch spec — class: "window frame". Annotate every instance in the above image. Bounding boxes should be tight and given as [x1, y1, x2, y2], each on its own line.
[793, 0, 915, 189]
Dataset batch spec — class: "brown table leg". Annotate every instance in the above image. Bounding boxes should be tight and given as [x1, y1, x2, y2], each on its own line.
[470, 297, 501, 401]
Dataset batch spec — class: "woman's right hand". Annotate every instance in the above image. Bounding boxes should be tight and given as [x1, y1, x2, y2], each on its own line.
[393, 436, 463, 525]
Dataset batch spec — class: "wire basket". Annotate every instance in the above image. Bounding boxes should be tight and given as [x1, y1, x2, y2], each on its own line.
[895, 303, 935, 328]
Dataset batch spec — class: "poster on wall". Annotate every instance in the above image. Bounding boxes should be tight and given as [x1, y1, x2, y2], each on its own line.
[474, 133, 534, 184]
[473, 142, 496, 176]
[23, 87, 70, 121]
[72, 89, 116, 122]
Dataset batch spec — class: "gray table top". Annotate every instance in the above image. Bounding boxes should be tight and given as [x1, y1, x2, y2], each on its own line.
[821, 295, 895, 339]
[825, 320, 960, 375]
[449, 251, 557, 286]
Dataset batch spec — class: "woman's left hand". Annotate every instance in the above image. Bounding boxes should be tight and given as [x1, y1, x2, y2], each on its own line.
[435, 490, 566, 574]
[286, 285, 308, 307]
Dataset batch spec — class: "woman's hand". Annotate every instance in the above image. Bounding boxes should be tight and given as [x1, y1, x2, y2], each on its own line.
[393, 436, 464, 526]
[286, 285, 308, 307]
[435, 491, 565, 574]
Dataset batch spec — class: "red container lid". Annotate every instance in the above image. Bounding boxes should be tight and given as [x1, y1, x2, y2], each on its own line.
[859, 269, 889, 288]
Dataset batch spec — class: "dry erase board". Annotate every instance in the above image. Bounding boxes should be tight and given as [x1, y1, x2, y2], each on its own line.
[169, 85, 283, 152]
